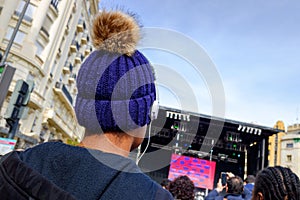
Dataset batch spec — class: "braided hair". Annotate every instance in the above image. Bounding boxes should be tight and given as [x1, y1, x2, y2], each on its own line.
[252, 166, 300, 200]
[168, 175, 195, 200]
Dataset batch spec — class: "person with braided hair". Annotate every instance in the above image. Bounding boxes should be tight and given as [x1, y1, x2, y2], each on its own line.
[251, 166, 300, 200]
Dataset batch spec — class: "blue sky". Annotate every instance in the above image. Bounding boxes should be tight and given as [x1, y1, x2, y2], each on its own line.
[99, 0, 300, 128]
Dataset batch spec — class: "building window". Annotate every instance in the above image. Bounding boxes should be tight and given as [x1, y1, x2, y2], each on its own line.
[287, 155, 292, 162]
[286, 143, 294, 148]
[35, 40, 44, 56]
[50, 0, 60, 10]
[5, 27, 26, 44]
[15, 0, 36, 23]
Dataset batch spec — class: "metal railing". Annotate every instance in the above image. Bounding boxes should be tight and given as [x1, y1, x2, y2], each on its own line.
[50, 0, 59, 10]
[62, 84, 73, 105]
[55, 82, 73, 105]
[40, 26, 50, 38]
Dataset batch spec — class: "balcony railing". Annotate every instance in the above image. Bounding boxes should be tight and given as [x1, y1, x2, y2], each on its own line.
[54, 82, 73, 105]
[75, 52, 83, 64]
[62, 84, 73, 105]
[68, 73, 76, 84]
[40, 26, 50, 38]
[81, 37, 87, 45]
[50, 0, 59, 11]
[84, 49, 90, 56]
[76, 19, 86, 33]
[14, 10, 33, 22]
[63, 61, 74, 74]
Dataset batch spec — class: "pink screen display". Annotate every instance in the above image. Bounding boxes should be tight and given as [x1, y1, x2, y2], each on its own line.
[168, 154, 216, 190]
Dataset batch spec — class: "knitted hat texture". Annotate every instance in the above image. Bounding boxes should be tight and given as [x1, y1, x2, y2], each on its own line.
[74, 11, 156, 133]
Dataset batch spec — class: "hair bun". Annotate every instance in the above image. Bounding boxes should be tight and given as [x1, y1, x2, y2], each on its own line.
[92, 10, 140, 55]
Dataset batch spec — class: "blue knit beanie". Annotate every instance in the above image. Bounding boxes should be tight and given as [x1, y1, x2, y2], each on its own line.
[75, 11, 156, 133]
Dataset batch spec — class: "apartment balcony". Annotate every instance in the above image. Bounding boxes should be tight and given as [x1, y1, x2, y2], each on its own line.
[70, 40, 78, 53]
[62, 61, 72, 74]
[50, 0, 59, 11]
[28, 91, 44, 110]
[77, 24, 84, 33]
[53, 82, 73, 108]
[76, 19, 85, 33]
[81, 37, 87, 45]
[57, 48, 62, 57]
[68, 73, 76, 84]
[40, 26, 50, 38]
[65, 24, 70, 35]
[72, 2, 77, 13]
[14, 10, 33, 23]
[81, 33, 89, 45]
[84, 49, 90, 56]
[74, 52, 83, 64]
[44, 108, 73, 139]
[62, 67, 70, 74]
[49, 0, 59, 19]
[40, 26, 50, 42]
[70, 45, 76, 53]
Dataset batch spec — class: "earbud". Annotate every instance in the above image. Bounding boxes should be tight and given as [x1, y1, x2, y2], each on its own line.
[150, 80, 159, 120]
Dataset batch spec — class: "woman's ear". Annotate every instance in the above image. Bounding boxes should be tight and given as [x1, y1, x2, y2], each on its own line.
[257, 192, 264, 200]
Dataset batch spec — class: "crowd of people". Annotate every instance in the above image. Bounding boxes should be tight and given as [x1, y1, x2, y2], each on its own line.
[162, 166, 300, 200]
[0, 7, 300, 200]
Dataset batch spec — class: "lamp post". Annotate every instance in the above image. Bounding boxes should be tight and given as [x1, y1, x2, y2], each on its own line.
[205, 139, 214, 196]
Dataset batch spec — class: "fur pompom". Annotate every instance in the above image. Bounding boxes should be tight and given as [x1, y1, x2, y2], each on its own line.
[92, 10, 140, 55]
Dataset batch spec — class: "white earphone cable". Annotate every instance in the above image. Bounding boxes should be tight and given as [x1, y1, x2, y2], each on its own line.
[136, 121, 152, 165]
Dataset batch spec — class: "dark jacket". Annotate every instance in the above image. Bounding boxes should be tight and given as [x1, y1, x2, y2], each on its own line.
[244, 183, 254, 194]
[0, 142, 173, 200]
[205, 188, 251, 200]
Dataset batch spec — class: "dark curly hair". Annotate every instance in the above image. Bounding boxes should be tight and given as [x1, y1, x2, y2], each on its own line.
[252, 166, 300, 200]
[168, 175, 195, 200]
[161, 179, 171, 189]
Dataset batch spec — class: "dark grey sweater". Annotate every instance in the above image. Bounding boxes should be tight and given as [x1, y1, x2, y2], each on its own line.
[0, 142, 173, 200]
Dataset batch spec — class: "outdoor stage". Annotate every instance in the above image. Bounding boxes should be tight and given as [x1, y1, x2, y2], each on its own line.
[138, 106, 282, 189]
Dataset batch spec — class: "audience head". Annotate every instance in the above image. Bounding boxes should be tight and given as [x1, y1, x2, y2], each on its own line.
[226, 176, 244, 195]
[252, 166, 300, 200]
[245, 175, 256, 184]
[168, 175, 195, 200]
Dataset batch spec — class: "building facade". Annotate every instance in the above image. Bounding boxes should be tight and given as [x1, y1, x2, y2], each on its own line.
[0, 0, 99, 149]
[268, 120, 286, 166]
[281, 123, 300, 177]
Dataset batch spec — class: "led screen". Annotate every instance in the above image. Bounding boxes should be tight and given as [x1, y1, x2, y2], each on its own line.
[168, 154, 216, 190]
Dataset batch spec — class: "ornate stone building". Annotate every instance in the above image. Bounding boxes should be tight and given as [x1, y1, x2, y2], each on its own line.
[281, 123, 300, 177]
[0, 0, 99, 149]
